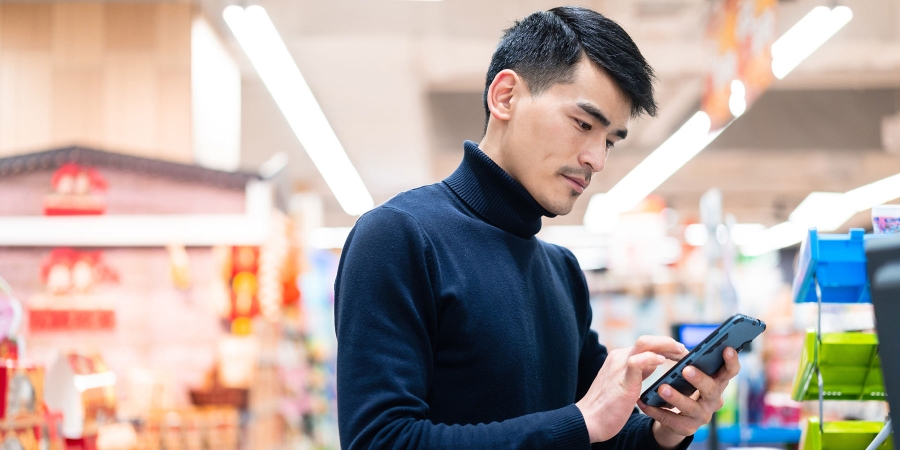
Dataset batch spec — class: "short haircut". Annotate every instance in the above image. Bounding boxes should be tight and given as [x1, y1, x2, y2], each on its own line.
[483, 6, 657, 130]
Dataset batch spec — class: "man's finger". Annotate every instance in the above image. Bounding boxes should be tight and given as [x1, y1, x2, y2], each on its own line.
[638, 401, 696, 437]
[714, 347, 741, 388]
[625, 351, 666, 386]
[683, 365, 719, 402]
[654, 383, 701, 419]
[632, 335, 688, 360]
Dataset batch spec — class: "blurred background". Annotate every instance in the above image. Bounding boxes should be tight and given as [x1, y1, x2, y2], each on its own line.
[0, 0, 898, 449]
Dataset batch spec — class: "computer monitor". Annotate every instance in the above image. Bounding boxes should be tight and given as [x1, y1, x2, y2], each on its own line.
[671, 323, 722, 351]
[865, 235, 900, 448]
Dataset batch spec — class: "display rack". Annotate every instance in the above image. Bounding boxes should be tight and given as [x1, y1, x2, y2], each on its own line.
[790, 228, 893, 450]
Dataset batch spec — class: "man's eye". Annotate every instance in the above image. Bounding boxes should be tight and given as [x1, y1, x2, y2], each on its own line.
[576, 119, 592, 131]
[606, 140, 615, 149]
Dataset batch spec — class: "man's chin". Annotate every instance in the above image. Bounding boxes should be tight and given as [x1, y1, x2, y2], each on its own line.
[542, 199, 577, 216]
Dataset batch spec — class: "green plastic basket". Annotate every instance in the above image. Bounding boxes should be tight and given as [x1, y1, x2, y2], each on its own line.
[801, 417, 892, 450]
[792, 330, 885, 401]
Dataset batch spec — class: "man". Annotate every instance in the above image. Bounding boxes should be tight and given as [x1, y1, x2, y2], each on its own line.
[335, 6, 739, 449]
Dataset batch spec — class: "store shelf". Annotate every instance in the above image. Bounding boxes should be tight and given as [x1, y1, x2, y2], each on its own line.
[800, 417, 892, 450]
[790, 228, 894, 450]
[692, 425, 802, 444]
[792, 330, 885, 401]
[0, 180, 273, 247]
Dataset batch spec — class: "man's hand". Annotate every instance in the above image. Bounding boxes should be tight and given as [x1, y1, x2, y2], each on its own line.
[639, 347, 742, 448]
[575, 336, 688, 443]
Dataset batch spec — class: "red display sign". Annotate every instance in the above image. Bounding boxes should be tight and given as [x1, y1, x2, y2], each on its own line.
[28, 309, 115, 332]
[43, 163, 108, 216]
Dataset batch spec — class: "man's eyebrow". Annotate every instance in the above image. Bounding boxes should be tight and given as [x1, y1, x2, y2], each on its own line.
[577, 102, 628, 140]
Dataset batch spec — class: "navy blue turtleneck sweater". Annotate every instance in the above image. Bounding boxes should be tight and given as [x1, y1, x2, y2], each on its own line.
[334, 141, 691, 449]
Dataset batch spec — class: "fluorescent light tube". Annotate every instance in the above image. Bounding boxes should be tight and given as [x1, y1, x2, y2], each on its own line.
[585, 5, 852, 234]
[783, 174, 900, 237]
[605, 111, 714, 211]
[729, 223, 765, 247]
[224, 6, 374, 216]
[584, 112, 722, 231]
[771, 6, 853, 79]
[728, 79, 747, 118]
[739, 221, 806, 257]
[684, 223, 762, 248]
[844, 172, 900, 213]
[740, 171, 900, 255]
[788, 191, 856, 232]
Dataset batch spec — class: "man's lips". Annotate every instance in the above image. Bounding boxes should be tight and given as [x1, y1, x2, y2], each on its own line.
[563, 175, 588, 193]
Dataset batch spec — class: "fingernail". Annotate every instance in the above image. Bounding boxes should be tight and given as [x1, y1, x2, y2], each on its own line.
[685, 367, 695, 378]
[662, 387, 672, 398]
[727, 348, 735, 357]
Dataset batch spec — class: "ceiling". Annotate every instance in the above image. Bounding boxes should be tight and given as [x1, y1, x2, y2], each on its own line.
[197, 0, 900, 229]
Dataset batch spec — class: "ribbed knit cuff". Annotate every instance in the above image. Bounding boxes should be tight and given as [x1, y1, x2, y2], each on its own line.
[641, 418, 694, 450]
[548, 404, 591, 450]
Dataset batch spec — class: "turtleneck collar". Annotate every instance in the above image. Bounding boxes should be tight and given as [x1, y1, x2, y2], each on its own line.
[443, 140, 555, 238]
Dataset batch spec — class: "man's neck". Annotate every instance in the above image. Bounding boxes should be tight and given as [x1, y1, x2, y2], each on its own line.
[477, 127, 516, 185]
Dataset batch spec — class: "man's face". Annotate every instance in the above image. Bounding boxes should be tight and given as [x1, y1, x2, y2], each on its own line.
[499, 61, 631, 216]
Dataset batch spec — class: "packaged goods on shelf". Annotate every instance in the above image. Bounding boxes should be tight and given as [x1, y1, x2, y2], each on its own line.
[45, 353, 116, 441]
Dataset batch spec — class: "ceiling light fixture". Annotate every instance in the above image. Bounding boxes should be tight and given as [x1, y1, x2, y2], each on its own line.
[740, 171, 900, 256]
[728, 79, 747, 117]
[787, 191, 856, 232]
[584, 112, 723, 231]
[771, 6, 853, 80]
[223, 5, 374, 216]
[739, 222, 807, 257]
[584, 5, 852, 233]
[729, 223, 766, 247]
[843, 172, 900, 212]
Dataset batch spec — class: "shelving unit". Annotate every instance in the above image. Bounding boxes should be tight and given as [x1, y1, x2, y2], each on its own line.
[790, 228, 893, 450]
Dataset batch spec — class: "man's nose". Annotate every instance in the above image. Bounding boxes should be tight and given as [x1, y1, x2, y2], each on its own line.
[581, 145, 607, 174]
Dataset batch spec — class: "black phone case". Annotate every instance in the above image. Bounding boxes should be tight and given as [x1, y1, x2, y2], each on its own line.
[639, 314, 766, 408]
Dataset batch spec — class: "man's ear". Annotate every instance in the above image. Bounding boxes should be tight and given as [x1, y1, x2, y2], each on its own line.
[486, 69, 521, 123]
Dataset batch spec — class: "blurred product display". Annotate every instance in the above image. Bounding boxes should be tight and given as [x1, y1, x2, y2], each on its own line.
[0, 148, 334, 449]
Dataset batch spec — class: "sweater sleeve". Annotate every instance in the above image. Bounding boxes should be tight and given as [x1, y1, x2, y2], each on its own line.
[566, 251, 693, 450]
[334, 207, 591, 450]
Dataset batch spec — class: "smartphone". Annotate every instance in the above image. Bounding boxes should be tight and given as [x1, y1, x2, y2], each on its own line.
[640, 314, 766, 408]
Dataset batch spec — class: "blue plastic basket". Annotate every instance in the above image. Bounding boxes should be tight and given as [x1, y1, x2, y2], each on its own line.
[792, 228, 880, 304]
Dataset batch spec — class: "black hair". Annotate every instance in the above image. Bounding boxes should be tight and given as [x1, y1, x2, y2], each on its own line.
[483, 6, 657, 131]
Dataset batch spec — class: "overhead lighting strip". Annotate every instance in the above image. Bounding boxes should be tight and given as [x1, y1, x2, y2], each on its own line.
[740, 172, 900, 256]
[771, 6, 853, 80]
[584, 5, 852, 231]
[224, 5, 374, 216]
[584, 112, 725, 231]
